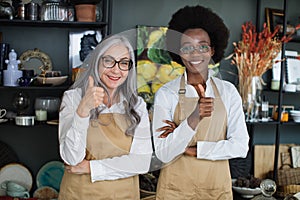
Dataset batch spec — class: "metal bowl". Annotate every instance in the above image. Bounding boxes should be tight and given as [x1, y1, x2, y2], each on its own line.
[15, 116, 35, 126]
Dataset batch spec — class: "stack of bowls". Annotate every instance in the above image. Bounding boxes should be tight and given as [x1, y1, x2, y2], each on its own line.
[290, 110, 300, 123]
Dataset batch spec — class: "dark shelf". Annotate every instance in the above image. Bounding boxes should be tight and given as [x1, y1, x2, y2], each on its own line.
[0, 85, 69, 90]
[0, 19, 108, 29]
[247, 121, 279, 125]
[263, 89, 300, 94]
[247, 121, 300, 125]
[280, 121, 300, 125]
[291, 35, 300, 43]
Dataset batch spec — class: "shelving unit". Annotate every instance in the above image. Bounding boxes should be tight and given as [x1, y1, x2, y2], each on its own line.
[0, 0, 112, 194]
[255, 0, 300, 183]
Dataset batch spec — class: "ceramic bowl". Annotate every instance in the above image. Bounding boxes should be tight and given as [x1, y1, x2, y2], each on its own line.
[232, 179, 261, 198]
[291, 115, 300, 123]
[290, 110, 300, 116]
[37, 76, 68, 86]
[290, 110, 300, 123]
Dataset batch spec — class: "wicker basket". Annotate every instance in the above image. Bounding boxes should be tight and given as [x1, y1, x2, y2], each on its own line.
[276, 184, 300, 197]
[276, 167, 300, 186]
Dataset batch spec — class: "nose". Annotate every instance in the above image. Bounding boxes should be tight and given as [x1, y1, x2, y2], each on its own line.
[110, 63, 121, 73]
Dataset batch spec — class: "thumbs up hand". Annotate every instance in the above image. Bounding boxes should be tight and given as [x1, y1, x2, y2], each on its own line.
[195, 83, 214, 120]
[76, 76, 105, 118]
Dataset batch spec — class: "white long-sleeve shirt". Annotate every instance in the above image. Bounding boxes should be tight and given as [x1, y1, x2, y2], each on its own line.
[59, 88, 152, 182]
[152, 71, 249, 163]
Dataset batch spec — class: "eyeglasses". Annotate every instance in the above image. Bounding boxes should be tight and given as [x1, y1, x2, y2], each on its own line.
[101, 55, 133, 71]
[179, 45, 211, 54]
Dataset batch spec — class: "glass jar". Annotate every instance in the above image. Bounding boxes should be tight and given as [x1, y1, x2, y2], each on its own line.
[40, 0, 68, 21]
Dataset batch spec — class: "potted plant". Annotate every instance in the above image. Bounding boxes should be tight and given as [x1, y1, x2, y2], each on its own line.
[71, 0, 101, 22]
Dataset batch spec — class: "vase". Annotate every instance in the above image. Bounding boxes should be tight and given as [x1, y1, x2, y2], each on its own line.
[239, 76, 262, 122]
[75, 4, 96, 22]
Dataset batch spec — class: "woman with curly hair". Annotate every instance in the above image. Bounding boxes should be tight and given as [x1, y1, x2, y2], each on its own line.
[152, 5, 249, 199]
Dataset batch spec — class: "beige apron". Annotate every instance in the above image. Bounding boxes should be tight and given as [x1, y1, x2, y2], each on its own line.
[59, 113, 139, 200]
[156, 76, 232, 200]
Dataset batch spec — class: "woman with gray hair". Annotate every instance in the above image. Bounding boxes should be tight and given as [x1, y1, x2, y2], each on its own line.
[58, 34, 152, 200]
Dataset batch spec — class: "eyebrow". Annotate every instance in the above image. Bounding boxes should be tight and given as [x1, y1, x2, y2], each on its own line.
[102, 55, 131, 60]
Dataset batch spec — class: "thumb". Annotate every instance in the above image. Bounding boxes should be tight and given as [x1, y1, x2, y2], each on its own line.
[197, 84, 205, 98]
[88, 76, 95, 88]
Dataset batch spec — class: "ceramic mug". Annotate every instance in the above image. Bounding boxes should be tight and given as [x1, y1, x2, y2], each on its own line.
[1, 181, 30, 198]
[6, 190, 30, 198]
[1, 181, 27, 192]
[0, 108, 6, 118]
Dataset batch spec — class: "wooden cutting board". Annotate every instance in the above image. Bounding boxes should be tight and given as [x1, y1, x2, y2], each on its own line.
[254, 144, 295, 179]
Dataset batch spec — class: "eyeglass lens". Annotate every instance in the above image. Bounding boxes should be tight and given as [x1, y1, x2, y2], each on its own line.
[102, 55, 132, 71]
[180, 45, 210, 54]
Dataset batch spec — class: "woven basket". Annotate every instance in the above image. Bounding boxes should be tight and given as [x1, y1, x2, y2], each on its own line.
[276, 167, 300, 186]
[276, 184, 300, 197]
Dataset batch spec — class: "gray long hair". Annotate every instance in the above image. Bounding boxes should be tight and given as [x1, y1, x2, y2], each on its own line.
[71, 34, 140, 136]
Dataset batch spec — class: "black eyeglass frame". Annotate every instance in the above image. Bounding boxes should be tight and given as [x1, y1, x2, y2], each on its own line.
[101, 55, 133, 71]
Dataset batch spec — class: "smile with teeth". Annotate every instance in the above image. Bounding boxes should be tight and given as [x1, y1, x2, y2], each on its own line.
[107, 75, 121, 81]
[190, 60, 203, 65]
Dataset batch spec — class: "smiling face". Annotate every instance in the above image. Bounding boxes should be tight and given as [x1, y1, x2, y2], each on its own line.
[180, 28, 214, 81]
[99, 44, 130, 96]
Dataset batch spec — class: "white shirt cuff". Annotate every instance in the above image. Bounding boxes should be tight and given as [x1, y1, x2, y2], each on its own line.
[90, 160, 105, 183]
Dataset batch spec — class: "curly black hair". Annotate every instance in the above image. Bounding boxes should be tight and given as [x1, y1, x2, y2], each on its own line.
[166, 5, 230, 65]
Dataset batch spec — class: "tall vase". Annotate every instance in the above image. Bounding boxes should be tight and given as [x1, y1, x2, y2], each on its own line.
[240, 76, 262, 122]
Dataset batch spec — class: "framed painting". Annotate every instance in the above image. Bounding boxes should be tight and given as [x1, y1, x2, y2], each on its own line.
[69, 30, 102, 82]
[136, 25, 185, 107]
[291, 146, 300, 168]
[286, 55, 300, 84]
[265, 8, 284, 33]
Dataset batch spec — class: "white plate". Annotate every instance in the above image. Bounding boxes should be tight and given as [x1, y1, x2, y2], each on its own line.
[0, 163, 33, 195]
[36, 161, 64, 192]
